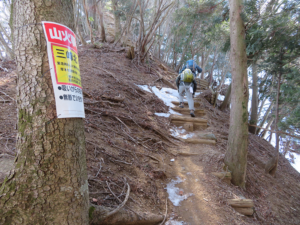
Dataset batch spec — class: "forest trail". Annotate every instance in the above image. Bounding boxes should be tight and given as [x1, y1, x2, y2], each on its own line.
[165, 98, 223, 224]
[1, 44, 300, 225]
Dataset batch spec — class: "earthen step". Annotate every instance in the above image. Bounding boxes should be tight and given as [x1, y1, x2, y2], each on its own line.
[183, 138, 216, 145]
[171, 107, 205, 116]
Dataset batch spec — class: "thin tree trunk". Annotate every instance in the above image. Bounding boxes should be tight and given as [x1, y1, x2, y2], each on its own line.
[249, 62, 258, 134]
[0, 31, 14, 59]
[112, 0, 121, 42]
[175, 45, 187, 72]
[260, 117, 275, 138]
[224, 0, 249, 188]
[265, 72, 281, 175]
[9, 0, 15, 54]
[257, 97, 267, 120]
[74, 0, 87, 45]
[283, 139, 291, 157]
[209, 53, 219, 85]
[0, 1, 89, 224]
[256, 101, 274, 134]
[96, 0, 106, 42]
[83, 0, 94, 44]
[220, 83, 231, 110]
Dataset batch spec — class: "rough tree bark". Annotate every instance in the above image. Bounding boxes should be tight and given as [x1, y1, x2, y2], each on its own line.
[0, 1, 89, 224]
[224, 0, 249, 188]
[249, 61, 258, 134]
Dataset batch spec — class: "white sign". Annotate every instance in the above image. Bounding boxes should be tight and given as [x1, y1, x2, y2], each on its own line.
[42, 21, 85, 118]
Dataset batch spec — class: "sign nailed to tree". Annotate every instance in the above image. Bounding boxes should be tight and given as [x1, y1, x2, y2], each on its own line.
[42, 21, 85, 118]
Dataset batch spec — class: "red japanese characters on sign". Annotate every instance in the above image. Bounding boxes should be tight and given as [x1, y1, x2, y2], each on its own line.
[43, 22, 77, 53]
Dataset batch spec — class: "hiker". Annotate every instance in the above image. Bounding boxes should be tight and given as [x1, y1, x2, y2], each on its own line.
[179, 59, 202, 95]
[176, 60, 203, 117]
[176, 68, 197, 117]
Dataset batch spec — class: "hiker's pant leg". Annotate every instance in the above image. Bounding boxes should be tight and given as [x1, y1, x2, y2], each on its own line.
[186, 88, 194, 110]
[178, 85, 185, 103]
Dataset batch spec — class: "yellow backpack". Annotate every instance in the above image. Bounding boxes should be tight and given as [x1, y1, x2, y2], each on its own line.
[180, 69, 194, 83]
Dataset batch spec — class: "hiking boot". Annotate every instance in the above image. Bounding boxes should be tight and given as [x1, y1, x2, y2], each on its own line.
[190, 110, 195, 117]
[179, 102, 184, 108]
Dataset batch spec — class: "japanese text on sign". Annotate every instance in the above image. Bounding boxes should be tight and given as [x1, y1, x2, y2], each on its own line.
[42, 21, 84, 118]
[52, 45, 82, 88]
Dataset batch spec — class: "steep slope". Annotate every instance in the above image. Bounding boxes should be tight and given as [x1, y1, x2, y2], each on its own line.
[0, 43, 300, 224]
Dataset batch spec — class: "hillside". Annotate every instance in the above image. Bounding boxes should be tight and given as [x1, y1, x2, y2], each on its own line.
[1, 43, 300, 224]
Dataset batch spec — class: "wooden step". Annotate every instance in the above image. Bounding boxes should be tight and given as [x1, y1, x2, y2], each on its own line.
[170, 115, 208, 130]
[171, 101, 200, 107]
[171, 107, 205, 116]
[170, 115, 207, 123]
[183, 138, 216, 145]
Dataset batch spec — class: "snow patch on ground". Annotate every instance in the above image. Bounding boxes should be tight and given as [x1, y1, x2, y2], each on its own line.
[170, 128, 195, 139]
[165, 177, 193, 206]
[165, 220, 185, 225]
[137, 85, 197, 140]
[286, 152, 300, 173]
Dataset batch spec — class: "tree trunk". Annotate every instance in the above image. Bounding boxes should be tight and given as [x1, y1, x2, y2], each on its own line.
[83, 0, 94, 44]
[224, 0, 248, 188]
[256, 101, 274, 134]
[219, 83, 231, 111]
[249, 62, 258, 134]
[265, 73, 281, 175]
[87, 0, 97, 30]
[257, 97, 267, 121]
[0, 30, 14, 59]
[9, 0, 15, 55]
[209, 53, 219, 86]
[283, 139, 291, 157]
[260, 117, 275, 138]
[96, 0, 106, 42]
[0, 1, 89, 224]
[112, 0, 121, 42]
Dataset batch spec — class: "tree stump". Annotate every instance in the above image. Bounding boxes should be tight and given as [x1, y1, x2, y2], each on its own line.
[126, 46, 135, 59]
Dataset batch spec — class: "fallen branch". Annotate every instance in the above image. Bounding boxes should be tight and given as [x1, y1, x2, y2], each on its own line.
[105, 182, 130, 218]
[159, 198, 168, 225]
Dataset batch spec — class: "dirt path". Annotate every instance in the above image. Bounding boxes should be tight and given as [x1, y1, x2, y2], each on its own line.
[167, 144, 224, 224]
[163, 99, 231, 225]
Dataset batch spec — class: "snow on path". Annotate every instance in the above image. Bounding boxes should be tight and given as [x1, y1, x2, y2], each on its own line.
[165, 177, 193, 207]
[137, 85, 196, 139]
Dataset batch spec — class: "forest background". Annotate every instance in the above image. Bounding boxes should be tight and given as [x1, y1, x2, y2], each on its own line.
[0, 0, 299, 172]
